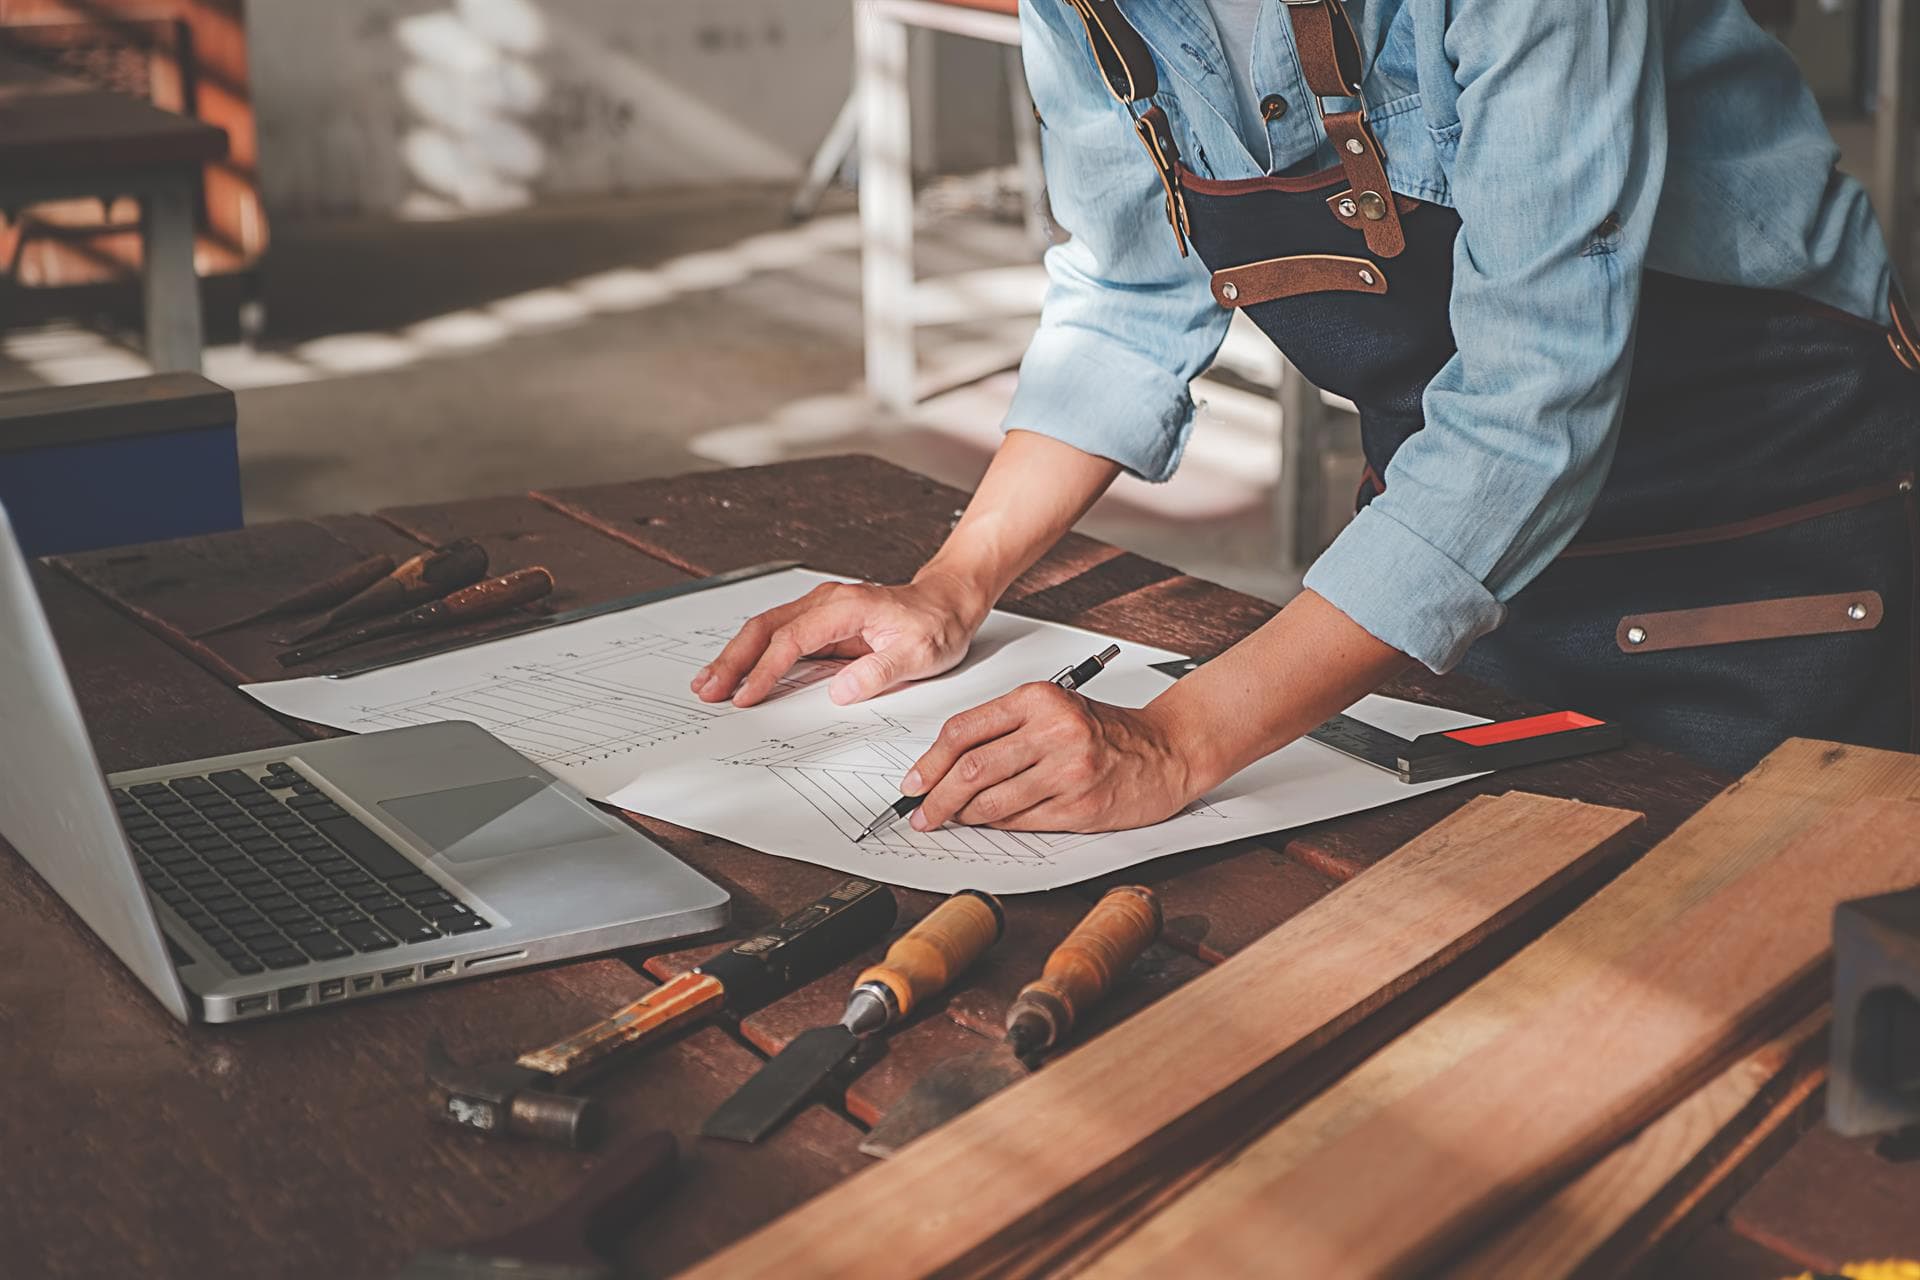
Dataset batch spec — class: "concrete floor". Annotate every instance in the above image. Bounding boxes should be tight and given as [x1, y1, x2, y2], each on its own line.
[0, 179, 1316, 602]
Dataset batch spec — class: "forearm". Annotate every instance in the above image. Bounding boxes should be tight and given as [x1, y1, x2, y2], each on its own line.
[1146, 589, 1410, 794]
[913, 429, 1121, 619]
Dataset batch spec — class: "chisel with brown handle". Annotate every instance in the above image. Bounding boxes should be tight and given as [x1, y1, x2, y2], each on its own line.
[860, 885, 1163, 1157]
[703, 888, 1006, 1144]
[277, 538, 490, 644]
[277, 566, 553, 667]
[190, 553, 396, 638]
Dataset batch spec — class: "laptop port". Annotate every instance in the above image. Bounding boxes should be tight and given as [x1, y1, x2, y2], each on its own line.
[318, 979, 346, 1002]
[279, 985, 308, 1009]
[423, 961, 455, 979]
[236, 996, 269, 1016]
[382, 968, 414, 987]
[351, 976, 375, 993]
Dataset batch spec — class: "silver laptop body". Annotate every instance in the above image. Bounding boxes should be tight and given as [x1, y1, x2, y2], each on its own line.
[0, 505, 728, 1023]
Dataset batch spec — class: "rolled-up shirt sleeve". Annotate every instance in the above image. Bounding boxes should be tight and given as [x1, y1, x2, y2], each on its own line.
[1004, 0, 1231, 482]
[1304, 3, 1668, 672]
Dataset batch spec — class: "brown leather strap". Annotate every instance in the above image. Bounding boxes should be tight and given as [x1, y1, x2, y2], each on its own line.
[1889, 290, 1920, 373]
[1064, 0, 1160, 102]
[1616, 591, 1884, 654]
[1322, 111, 1406, 257]
[1280, 0, 1363, 96]
[1211, 254, 1387, 308]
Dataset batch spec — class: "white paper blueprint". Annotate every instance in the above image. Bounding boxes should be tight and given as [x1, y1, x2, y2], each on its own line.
[242, 569, 1485, 893]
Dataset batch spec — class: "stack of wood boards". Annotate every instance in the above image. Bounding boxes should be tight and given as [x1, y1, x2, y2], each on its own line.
[681, 790, 1646, 1279]
[1084, 739, 1920, 1278]
[683, 739, 1920, 1280]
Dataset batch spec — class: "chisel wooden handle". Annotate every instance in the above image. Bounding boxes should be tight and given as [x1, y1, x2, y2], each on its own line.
[516, 973, 725, 1079]
[1006, 885, 1161, 1056]
[280, 538, 489, 643]
[192, 554, 394, 637]
[277, 567, 554, 667]
[857, 889, 1003, 1020]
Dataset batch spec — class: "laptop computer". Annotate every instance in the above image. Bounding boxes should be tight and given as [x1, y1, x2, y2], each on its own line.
[0, 503, 729, 1023]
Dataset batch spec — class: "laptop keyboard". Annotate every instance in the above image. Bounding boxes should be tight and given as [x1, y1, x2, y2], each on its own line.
[115, 762, 488, 976]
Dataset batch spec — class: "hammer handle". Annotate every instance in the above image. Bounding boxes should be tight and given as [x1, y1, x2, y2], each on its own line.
[858, 889, 1003, 1020]
[517, 972, 726, 1079]
[1007, 885, 1161, 1053]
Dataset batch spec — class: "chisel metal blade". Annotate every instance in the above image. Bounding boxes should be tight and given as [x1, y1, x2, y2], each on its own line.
[702, 1024, 858, 1144]
[858, 1048, 1029, 1158]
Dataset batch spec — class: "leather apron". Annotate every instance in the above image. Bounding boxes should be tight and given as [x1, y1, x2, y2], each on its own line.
[1062, 0, 1919, 772]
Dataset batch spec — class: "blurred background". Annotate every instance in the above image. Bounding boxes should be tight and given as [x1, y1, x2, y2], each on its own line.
[0, 0, 1908, 599]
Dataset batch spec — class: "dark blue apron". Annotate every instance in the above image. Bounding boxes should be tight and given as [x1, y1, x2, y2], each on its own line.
[1064, 0, 1919, 772]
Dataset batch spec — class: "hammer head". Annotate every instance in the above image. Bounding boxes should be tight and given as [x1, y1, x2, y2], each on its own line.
[427, 1038, 604, 1149]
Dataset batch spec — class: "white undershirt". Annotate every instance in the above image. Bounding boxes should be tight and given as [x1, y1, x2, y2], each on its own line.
[1205, 0, 1268, 151]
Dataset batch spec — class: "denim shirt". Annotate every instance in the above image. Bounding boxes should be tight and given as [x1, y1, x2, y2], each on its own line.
[1006, 0, 1895, 673]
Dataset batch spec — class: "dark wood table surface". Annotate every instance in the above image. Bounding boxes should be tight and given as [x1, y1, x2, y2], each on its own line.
[4, 455, 1914, 1278]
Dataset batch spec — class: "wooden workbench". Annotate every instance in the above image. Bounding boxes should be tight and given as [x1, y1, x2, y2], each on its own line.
[2, 456, 1912, 1277]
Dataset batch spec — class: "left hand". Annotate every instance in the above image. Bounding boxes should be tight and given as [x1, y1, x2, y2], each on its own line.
[902, 683, 1199, 834]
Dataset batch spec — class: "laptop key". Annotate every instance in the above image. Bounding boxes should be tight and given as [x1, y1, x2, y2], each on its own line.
[256, 950, 306, 970]
[286, 836, 329, 854]
[387, 873, 438, 896]
[344, 883, 391, 902]
[287, 792, 328, 809]
[322, 908, 365, 927]
[298, 935, 352, 961]
[237, 792, 281, 810]
[267, 906, 312, 925]
[129, 782, 171, 799]
[421, 901, 474, 920]
[228, 956, 266, 975]
[293, 885, 336, 905]
[210, 769, 267, 796]
[285, 920, 330, 938]
[337, 922, 398, 952]
[405, 889, 454, 908]
[372, 909, 440, 943]
[312, 815, 418, 881]
[442, 914, 491, 934]
[358, 894, 401, 913]
[215, 907, 261, 926]
[233, 921, 279, 940]
[253, 893, 297, 913]
[303, 802, 348, 822]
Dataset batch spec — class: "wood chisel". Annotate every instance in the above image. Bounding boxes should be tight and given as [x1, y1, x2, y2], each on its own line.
[702, 888, 1006, 1145]
[276, 537, 490, 644]
[426, 878, 897, 1147]
[324, 559, 804, 678]
[859, 884, 1163, 1158]
[1149, 656, 1626, 782]
[277, 567, 555, 667]
[395, 1130, 677, 1280]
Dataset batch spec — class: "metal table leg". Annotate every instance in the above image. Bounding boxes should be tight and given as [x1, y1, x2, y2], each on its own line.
[140, 174, 204, 374]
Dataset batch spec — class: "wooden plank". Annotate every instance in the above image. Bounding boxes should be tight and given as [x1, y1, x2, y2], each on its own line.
[678, 792, 1644, 1280]
[1658, 1225, 1805, 1280]
[1729, 1125, 1920, 1271]
[1447, 1013, 1826, 1280]
[1135, 796, 1920, 1279]
[1083, 738, 1920, 1277]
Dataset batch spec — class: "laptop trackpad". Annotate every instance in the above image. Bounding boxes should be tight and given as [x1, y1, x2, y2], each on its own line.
[379, 777, 610, 864]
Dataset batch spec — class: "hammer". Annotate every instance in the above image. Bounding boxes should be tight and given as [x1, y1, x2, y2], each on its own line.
[426, 877, 897, 1148]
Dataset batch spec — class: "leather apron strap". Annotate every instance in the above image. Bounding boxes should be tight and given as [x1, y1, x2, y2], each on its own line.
[1062, 0, 1192, 256]
[1280, 0, 1406, 258]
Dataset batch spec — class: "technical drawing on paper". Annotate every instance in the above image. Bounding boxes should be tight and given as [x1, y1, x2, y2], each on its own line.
[723, 717, 1224, 866]
[345, 628, 838, 771]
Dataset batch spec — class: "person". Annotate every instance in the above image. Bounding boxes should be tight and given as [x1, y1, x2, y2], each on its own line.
[697, 0, 1918, 836]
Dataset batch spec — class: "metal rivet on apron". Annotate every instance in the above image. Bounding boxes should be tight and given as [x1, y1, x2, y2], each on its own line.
[1902, 478, 1915, 492]
[1344, 138, 1365, 155]
[1357, 191, 1387, 221]
[1625, 626, 1648, 645]
[1336, 197, 1359, 218]
[1221, 281, 1240, 301]
[1847, 602, 1868, 620]
[1358, 268, 1376, 286]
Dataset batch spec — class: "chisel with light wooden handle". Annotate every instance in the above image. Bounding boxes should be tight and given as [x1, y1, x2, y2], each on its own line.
[702, 889, 1006, 1144]
[1005, 884, 1163, 1058]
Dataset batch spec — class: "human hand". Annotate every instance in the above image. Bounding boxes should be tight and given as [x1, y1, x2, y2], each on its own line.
[902, 684, 1201, 834]
[692, 572, 989, 707]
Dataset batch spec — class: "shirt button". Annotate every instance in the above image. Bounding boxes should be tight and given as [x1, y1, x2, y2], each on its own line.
[1259, 93, 1289, 122]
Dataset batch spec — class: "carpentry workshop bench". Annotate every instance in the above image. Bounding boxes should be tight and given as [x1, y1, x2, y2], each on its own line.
[4, 455, 1914, 1277]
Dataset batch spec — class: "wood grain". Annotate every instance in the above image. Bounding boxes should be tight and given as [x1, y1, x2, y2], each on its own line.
[1124, 796, 1920, 1279]
[1086, 737, 1920, 1279]
[1729, 1124, 1920, 1270]
[679, 792, 1643, 1280]
[1448, 1012, 1826, 1280]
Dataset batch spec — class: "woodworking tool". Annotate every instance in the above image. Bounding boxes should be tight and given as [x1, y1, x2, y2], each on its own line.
[703, 889, 1006, 1144]
[1829, 885, 1920, 1137]
[324, 559, 803, 679]
[860, 884, 1162, 1157]
[277, 567, 554, 668]
[426, 878, 898, 1147]
[190, 553, 395, 637]
[278, 538, 489, 644]
[394, 1130, 676, 1280]
[1150, 656, 1625, 782]
[855, 643, 1122, 842]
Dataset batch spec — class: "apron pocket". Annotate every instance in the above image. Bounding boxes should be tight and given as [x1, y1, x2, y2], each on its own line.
[1460, 478, 1917, 772]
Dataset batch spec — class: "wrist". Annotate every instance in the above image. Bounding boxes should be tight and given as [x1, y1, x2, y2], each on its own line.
[1140, 688, 1236, 802]
[910, 560, 996, 629]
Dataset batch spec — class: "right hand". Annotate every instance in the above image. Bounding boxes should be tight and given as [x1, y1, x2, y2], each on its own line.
[692, 573, 988, 707]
